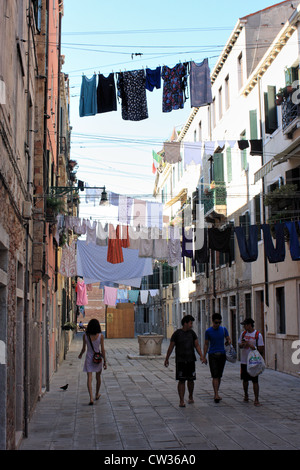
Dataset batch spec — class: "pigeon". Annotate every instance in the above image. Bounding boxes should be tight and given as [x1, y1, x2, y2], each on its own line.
[60, 384, 68, 391]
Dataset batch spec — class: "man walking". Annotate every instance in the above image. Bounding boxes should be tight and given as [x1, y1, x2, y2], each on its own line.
[203, 313, 231, 403]
[238, 318, 264, 406]
[164, 315, 205, 407]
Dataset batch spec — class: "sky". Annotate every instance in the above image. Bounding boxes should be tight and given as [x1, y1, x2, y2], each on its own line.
[61, 0, 283, 221]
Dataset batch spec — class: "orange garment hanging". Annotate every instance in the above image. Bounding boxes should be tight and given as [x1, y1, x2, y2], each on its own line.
[120, 225, 130, 248]
[107, 224, 124, 264]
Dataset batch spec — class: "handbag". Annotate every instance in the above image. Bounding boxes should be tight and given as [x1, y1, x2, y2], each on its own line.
[247, 349, 265, 377]
[225, 344, 237, 363]
[87, 335, 103, 364]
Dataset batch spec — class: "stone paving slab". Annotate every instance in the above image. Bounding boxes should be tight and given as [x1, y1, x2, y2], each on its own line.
[19, 333, 300, 451]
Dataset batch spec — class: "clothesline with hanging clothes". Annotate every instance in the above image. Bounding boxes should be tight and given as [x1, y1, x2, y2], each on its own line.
[161, 138, 263, 165]
[103, 285, 160, 307]
[59, 221, 300, 292]
[79, 58, 213, 119]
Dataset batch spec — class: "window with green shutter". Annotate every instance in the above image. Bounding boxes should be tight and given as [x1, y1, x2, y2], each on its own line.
[226, 147, 232, 183]
[213, 153, 224, 182]
[249, 109, 258, 140]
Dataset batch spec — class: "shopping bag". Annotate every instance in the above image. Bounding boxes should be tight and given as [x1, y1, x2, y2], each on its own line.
[225, 344, 237, 363]
[247, 349, 265, 377]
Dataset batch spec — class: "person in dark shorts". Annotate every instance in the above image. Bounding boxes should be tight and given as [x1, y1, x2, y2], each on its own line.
[238, 318, 264, 406]
[164, 315, 205, 407]
[203, 313, 232, 403]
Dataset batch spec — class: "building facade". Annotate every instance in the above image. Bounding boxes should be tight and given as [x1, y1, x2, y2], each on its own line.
[153, 1, 300, 376]
[0, 0, 78, 449]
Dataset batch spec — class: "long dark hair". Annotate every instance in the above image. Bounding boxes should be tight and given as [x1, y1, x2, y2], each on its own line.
[86, 319, 101, 335]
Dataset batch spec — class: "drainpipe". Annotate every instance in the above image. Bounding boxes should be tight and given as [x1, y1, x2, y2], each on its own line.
[24, 0, 33, 439]
[258, 77, 269, 308]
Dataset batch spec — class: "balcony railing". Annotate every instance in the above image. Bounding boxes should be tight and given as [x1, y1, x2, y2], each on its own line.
[282, 97, 300, 131]
[202, 182, 227, 217]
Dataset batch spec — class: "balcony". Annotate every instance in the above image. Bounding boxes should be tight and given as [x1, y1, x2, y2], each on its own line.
[282, 96, 300, 136]
[202, 182, 227, 222]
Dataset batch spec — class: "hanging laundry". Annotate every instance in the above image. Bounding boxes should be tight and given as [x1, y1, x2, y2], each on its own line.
[249, 139, 263, 156]
[285, 221, 300, 260]
[86, 220, 97, 245]
[145, 66, 161, 91]
[104, 286, 118, 306]
[118, 195, 134, 225]
[97, 73, 117, 114]
[153, 228, 168, 260]
[168, 225, 182, 267]
[140, 290, 149, 304]
[189, 58, 213, 108]
[227, 140, 237, 148]
[238, 140, 249, 151]
[132, 199, 147, 227]
[76, 278, 88, 306]
[183, 142, 202, 168]
[195, 227, 209, 265]
[235, 225, 258, 262]
[78, 305, 85, 318]
[146, 201, 163, 229]
[128, 289, 140, 303]
[120, 225, 130, 248]
[73, 218, 87, 235]
[163, 141, 182, 163]
[59, 240, 77, 277]
[65, 216, 75, 231]
[117, 70, 148, 121]
[76, 241, 153, 282]
[138, 227, 153, 258]
[149, 289, 159, 297]
[86, 284, 93, 292]
[107, 224, 124, 264]
[208, 226, 233, 266]
[262, 223, 285, 263]
[79, 74, 97, 117]
[204, 141, 215, 156]
[182, 227, 195, 271]
[54, 214, 64, 245]
[127, 226, 141, 250]
[85, 183, 103, 205]
[162, 63, 188, 113]
[96, 222, 108, 246]
[109, 192, 119, 206]
[117, 289, 128, 301]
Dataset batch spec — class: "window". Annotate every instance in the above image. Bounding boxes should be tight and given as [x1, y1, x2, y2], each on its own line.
[245, 293, 252, 318]
[212, 97, 216, 128]
[254, 194, 262, 240]
[249, 109, 258, 140]
[264, 86, 278, 134]
[225, 75, 230, 109]
[238, 53, 243, 90]
[240, 130, 247, 170]
[226, 147, 232, 183]
[219, 86, 223, 119]
[276, 287, 286, 334]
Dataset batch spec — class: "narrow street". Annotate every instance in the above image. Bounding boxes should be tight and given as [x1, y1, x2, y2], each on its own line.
[19, 333, 300, 451]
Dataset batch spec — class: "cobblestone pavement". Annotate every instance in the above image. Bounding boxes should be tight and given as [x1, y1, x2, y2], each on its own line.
[19, 333, 300, 451]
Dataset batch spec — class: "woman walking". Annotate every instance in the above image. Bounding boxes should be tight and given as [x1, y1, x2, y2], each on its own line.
[78, 318, 107, 405]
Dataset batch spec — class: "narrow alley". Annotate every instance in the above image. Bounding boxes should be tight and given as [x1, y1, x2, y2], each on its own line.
[19, 333, 300, 452]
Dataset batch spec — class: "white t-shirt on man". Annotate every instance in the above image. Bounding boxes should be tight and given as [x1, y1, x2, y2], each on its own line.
[238, 330, 264, 364]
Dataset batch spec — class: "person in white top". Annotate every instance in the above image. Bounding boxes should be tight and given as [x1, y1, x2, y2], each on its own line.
[238, 318, 264, 406]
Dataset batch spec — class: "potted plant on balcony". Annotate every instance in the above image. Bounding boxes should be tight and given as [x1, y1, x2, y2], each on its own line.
[46, 197, 66, 223]
[276, 89, 284, 105]
[264, 183, 298, 238]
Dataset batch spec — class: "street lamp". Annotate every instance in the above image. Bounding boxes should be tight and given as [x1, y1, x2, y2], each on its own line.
[49, 184, 109, 205]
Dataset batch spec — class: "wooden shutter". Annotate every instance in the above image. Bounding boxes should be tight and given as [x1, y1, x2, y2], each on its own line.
[226, 147, 232, 183]
[249, 109, 258, 139]
[264, 86, 278, 134]
[213, 153, 224, 182]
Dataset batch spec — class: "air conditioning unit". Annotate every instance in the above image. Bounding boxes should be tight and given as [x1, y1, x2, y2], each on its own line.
[22, 201, 32, 219]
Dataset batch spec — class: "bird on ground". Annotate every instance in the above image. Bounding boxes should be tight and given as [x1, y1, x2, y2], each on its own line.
[60, 384, 68, 390]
